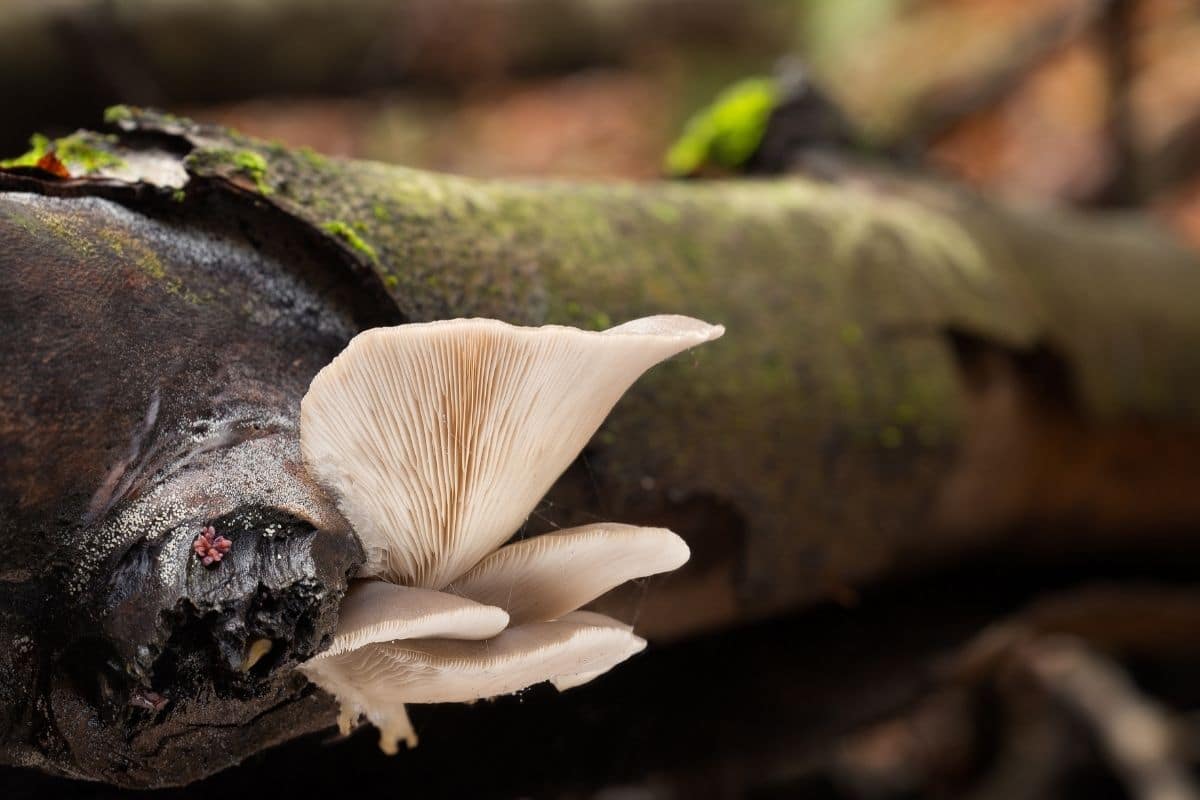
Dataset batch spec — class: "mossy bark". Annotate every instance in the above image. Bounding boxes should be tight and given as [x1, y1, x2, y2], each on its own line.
[121, 107, 1200, 626]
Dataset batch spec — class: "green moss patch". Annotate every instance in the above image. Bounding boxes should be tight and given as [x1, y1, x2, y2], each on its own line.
[1, 131, 125, 174]
[54, 133, 126, 172]
[232, 150, 269, 190]
[665, 76, 778, 176]
[185, 148, 273, 194]
[103, 104, 135, 125]
[321, 220, 379, 263]
[0, 133, 51, 168]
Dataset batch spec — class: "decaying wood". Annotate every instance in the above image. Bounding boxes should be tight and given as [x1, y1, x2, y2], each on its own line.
[2, 108, 1200, 788]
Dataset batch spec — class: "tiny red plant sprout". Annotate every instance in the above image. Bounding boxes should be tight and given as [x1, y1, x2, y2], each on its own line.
[129, 687, 169, 712]
[193, 525, 232, 566]
[35, 152, 70, 179]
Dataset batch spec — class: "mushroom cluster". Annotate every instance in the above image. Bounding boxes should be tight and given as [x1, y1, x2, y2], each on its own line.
[297, 315, 724, 752]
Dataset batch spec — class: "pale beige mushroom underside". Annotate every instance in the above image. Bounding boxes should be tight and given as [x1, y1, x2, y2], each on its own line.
[300, 614, 644, 753]
[313, 581, 511, 659]
[300, 315, 723, 589]
[298, 315, 723, 752]
[449, 522, 690, 625]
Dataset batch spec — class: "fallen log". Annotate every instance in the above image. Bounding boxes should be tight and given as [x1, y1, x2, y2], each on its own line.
[2, 108, 1199, 787]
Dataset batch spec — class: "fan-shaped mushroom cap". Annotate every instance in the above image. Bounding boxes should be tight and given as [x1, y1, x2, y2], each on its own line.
[301, 616, 646, 753]
[315, 581, 510, 659]
[449, 523, 690, 625]
[300, 315, 723, 588]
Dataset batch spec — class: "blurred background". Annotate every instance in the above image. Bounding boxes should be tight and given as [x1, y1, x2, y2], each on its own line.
[5, 1, 1200, 798]
[5, 0, 1200, 237]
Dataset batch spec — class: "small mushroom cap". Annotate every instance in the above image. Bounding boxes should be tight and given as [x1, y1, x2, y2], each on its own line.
[449, 523, 690, 626]
[300, 315, 723, 588]
[314, 580, 510, 660]
[301, 616, 646, 753]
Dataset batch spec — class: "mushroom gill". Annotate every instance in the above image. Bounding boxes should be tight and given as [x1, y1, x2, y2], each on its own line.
[302, 616, 645, 752]
[300, 315, 722, 589]
[298, 315, 724, 752]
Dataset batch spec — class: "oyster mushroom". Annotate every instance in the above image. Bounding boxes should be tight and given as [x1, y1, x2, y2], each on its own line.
[298, 315, 724, 752]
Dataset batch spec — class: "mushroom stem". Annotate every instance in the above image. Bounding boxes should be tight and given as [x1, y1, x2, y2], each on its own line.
[377, 705, 418, 754]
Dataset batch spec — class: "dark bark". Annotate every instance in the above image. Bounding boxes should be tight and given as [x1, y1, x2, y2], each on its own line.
[2, 108, 1200, 788]
[0, 182, 376, 785]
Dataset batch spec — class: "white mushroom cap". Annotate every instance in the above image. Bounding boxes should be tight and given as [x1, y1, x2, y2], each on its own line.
[300, 315, 723, 588]
[314, 580, 510, 659]
[449, 523, 690, 625]
[301, 616, 646, 753]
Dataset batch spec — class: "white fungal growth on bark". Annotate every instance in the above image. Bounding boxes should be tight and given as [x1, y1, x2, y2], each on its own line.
[297, 315, 724, 752]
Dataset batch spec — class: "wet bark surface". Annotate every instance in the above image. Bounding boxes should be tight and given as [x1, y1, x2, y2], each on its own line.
[0, 187, 380, 785]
